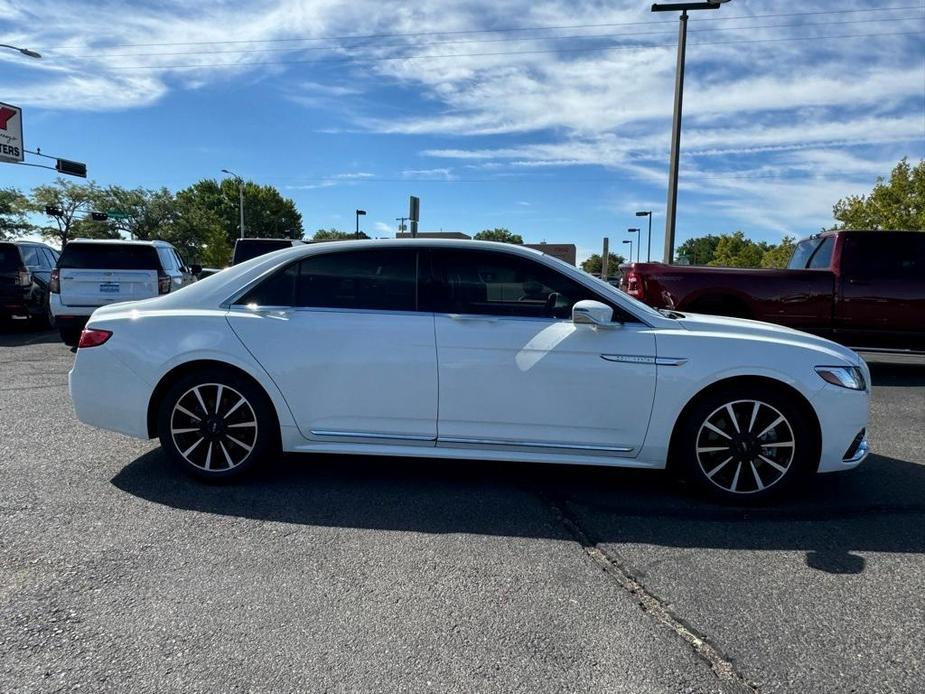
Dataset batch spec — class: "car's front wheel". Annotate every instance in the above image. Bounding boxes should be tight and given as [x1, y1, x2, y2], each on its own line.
[676, 386, 816, 503]
[157, 368, 278, 480]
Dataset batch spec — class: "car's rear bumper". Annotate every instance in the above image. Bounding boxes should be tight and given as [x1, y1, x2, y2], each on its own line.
[69, 344, 151, 439]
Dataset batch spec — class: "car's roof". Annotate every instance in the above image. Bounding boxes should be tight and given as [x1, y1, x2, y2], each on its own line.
[6, 240, 55, 248]
[68, 238, 174, 247]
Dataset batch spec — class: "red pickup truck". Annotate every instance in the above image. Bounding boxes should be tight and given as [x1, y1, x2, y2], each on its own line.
[621, 230, 925, 353]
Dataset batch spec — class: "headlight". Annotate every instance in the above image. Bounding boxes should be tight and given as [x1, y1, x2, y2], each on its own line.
[815, 366, 867, 391]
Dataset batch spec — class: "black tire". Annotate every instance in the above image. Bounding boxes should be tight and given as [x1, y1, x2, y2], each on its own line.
[675, 385, 816, 504]
[34, 294, 54, 330]
[157, 367, 278, 481]
[59, 327, 81, 346]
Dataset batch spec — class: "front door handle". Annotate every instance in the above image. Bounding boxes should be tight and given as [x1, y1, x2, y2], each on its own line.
[449, 314, 498, 322]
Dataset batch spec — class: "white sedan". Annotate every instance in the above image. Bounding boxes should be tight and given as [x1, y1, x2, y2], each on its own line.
[69, 240, 870, 502]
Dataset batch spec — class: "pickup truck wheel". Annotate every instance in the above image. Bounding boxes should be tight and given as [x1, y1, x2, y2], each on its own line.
[677, 388, 814, 503]
[157, 368, 278, 481]
[59, 327, 81, 346]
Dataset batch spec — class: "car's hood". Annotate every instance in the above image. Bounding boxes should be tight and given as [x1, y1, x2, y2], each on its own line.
[676, 312, 861, 366]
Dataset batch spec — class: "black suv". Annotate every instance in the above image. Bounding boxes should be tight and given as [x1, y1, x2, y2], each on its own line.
[0, 240, 59, 327]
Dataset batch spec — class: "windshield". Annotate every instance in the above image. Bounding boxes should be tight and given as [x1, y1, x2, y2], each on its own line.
[59, 243, 160, 270]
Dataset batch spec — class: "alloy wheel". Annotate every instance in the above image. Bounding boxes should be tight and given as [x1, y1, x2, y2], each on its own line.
[170, 383, 259, 472]
[695, 399, 795, 495]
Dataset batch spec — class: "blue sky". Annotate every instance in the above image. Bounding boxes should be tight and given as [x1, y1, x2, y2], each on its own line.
[2, 0, 923, 261]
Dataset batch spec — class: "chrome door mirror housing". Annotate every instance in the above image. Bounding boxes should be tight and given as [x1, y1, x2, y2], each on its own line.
[572, 300, 615, 327]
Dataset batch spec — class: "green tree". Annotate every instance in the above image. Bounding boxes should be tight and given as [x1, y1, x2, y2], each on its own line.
[833, 158, 925, 230]
[28, 179, 114, 246]
[581, 252, 626, 277]
[312, 228, 369, 241]
[0, 187, 32, 240]
[708, 231, 770, 268]
[174, 179, 304, 248]
[474, 228, 523, 244]
[200, 226, 232, 267]
[96, 186, 178, 240]
[760, 235, 796, 268]
[676, 234, 721, 265]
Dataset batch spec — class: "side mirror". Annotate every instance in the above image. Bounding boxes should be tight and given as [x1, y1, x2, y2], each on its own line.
[572, 300, 614, 327]
[190, 264, 203, 275]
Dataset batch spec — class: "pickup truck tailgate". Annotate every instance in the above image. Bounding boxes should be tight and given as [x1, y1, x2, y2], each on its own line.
[60, 269, 158, 306]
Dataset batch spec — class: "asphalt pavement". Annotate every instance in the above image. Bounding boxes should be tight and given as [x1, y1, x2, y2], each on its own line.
[1, 323, 923, 693]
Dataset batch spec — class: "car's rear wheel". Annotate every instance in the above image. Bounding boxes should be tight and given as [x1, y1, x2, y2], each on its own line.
[157, 368, 277, 480]
[676, 386, 816, 503]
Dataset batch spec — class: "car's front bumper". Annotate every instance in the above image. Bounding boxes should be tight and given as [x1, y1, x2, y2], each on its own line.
[811, 383, 871, 473]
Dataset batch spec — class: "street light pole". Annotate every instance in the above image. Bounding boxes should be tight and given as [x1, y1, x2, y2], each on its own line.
[355, 209, 366, 239]
[627, 228, 641, 263]
[635, 210, 653, 262]
[0, 44, 42, 59]
[651, 1, 730, 263]
[623, 239, 633, 265]
[221, 169, 245, 238]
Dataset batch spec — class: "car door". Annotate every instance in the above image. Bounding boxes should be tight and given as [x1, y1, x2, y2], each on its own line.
[836, 233, 925, 349]
[20, 245, 50, 304]
[428, 248, 657, 456]
[226, 247, 438, 443]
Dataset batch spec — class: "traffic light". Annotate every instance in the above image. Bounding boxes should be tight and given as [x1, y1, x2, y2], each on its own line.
[45, 205, 64, 217]
[90, 212, 108, 221]
[55, 159, 87, 178]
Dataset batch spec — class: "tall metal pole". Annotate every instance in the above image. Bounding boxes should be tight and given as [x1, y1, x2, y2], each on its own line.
[238, 181, 245, 239]
[601, 237, 610, 279]
[646, 212, 653, 262]
[663, 10, 688, 264]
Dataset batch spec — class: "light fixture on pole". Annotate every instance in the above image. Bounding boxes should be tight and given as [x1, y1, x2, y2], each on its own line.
[651, 0, 731, 264]
[635, 210, 653, 262]
[355, 209, 366, 239]
[221, 169, 245, 239]
[0, 44, 42, 59]
[627, 228, 641, 263]
[622, 239, 633, 265]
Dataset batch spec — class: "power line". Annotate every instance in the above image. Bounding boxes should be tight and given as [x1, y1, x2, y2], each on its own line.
[61, 4, 925, 50]
[56, 15, 925, 60]
[99, 30, 925, 71]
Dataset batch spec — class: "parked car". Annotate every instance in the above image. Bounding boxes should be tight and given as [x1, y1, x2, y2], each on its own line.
[621, 230, 925, 353]
[232, 238, 303, 265]
[0, 240, 59, 326]
[68, 240, 870, 503]
[50, 239, 201, 345]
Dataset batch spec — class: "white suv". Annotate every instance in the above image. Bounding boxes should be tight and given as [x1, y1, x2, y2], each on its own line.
[50, 239, 200, 345]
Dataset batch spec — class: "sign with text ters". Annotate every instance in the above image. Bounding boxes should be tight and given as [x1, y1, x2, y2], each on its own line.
[0, 102, 24, 163]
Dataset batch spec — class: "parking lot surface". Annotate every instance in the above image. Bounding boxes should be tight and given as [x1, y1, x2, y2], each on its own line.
[1, 324, 923, 693]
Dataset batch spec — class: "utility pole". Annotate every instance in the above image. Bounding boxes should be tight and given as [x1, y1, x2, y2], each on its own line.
[651, 0, 731, 263]
[355, 209, 366, 239]
[601, 237, 610, 279]
[636, 210, 653, 262]
[396, 217, 409, 235]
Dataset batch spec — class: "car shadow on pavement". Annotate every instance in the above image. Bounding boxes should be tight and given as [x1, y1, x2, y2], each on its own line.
[112, 449, 925, 576]
[867, 361, 925, 387]
[0, 321, 59, 347]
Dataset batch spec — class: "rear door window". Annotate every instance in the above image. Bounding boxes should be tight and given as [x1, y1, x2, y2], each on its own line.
[788, 239, 821, 269]
[296, 249, 417, 311]
[157, 247, 179, 272]
[842, 233, 925, 278]
[0, 244, 22, 270]
[807, 237, 834, 269]
[58, 243, 160, 270]
[19, 246, 41, 267]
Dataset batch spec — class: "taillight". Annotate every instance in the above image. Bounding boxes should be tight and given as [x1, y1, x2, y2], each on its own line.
[158, 272, 171, 294]
[49, 268, 60, 294]
[625, 270, 645, 299]
[16, 266, 30, 288]
[77, 328, 112, 349]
